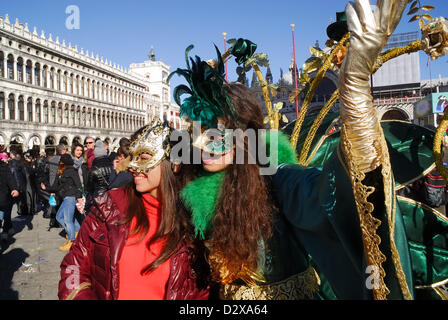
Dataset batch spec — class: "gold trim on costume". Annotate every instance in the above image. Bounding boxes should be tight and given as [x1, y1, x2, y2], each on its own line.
[396, 195, 448, 224]
[433, 108, 448, 182]
[219, 267, 321, 300]
[395, 162, 436, 191]
[299, 90, 340, 165]
[340, 123, 389, 300]
[304, 117, 341, 167]
[64, 282, 92, 300]
[415, 276, 448, 300]
[381, 132, 413, 300]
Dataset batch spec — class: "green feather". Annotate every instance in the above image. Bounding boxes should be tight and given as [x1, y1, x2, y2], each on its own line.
[264, 130, 298, 165]
[181, 170, 225, 239]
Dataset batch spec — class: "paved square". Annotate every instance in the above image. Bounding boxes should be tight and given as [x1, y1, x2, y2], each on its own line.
[0, 205, 68, 300]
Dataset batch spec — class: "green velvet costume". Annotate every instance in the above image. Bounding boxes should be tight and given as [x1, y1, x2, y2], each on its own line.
[280, 113, 448, 299]
[181, 116, 448, 300]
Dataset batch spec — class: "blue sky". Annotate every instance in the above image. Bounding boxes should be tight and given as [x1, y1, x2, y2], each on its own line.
[1, 0, 447, 95]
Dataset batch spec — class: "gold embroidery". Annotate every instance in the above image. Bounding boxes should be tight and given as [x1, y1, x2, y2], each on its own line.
[340, 123, 389, 300]
[340, 123, 413, 300]
[379, 131, 413, 300]
[207, 242, 266, 287]
[219, 267, 321, 300]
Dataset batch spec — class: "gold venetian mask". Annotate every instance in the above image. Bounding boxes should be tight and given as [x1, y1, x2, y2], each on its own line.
[128, 118, 172, 173]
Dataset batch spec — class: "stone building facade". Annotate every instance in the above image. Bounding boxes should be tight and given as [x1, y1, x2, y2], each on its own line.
[129, 54, 182, 129]
[0, 14, 180, 152]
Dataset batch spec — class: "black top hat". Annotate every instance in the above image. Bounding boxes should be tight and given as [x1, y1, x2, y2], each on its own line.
[326, 11, 348, 42]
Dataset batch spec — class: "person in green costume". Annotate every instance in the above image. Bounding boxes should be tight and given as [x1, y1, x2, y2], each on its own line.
[170, 0, 441, 300]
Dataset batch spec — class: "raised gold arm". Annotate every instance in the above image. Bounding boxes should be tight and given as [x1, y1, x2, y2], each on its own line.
[339, 0, 408, 173]
[338, 0, 413, 300]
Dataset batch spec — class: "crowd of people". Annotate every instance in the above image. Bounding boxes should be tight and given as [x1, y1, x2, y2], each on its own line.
[0, 136, 132, 252]
[0, 0, 447, 301]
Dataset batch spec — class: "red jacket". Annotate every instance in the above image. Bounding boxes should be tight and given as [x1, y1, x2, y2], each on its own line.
[58, 188, 210, 300]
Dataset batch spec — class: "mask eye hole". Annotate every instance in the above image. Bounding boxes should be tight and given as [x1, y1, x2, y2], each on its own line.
[139, 153, 153, 161]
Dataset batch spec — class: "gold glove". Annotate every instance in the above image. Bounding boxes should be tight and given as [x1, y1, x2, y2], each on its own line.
[339, 0, 408, 173]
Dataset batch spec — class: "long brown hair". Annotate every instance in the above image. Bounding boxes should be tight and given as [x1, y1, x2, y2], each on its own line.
[57, 162, 67, 176]
[207, 83, 277, 281]
[120, 127, 194, 274]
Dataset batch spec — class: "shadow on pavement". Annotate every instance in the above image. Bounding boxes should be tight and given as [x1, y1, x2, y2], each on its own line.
[11, 215, 35, 234]
[0, 248, 30, 300]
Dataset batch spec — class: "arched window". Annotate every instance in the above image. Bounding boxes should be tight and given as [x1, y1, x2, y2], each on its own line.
[87, 109, 92, 127]
[76, 107, 81, 126]
[87, 79, 91, 98]
[26, 60, 32, 84]
[8, 94, 15, 120]
[17, 57, 24, 82]
[71, 106, 75, 125]
[81, 77, 85, 96]
[64, 105, 69, 124]
[7, 54, 14, 80]
[34, 63, 41, 86]
[75, 75, 80, 95]
[18, 96, 25, 121]
[27, 97, 32, 121]
[0, 51, 4, 78]
[70, 74, 74, 94]
[82, 107, 86, 126]
[56, 70, 61, 91]
[50, 102, 56, 124]
[58, 104, 63, 124]
[0, 92, 4, 119]
[64, 72, 68, 92]
[43, 101, 48, 123]
[35, 99, 41, 122]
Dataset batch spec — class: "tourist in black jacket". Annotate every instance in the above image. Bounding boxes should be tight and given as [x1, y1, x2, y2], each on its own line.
[8, 150, 28, 216]
[86, 140, 113, 197]
[42, 154, 83, 251]
[0, 160, 19, 243]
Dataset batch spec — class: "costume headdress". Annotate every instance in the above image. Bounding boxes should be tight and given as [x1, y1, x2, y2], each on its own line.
[167, 44, 236, 129]
[168, 40, 260, 154]
[128, 118, 172, 173]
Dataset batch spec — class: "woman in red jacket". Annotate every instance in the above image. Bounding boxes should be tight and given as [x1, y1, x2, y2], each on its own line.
[58, 119, 209, 300]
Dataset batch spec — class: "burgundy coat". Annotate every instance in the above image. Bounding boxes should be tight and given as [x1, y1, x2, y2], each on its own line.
[58, 188, 210, 300]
